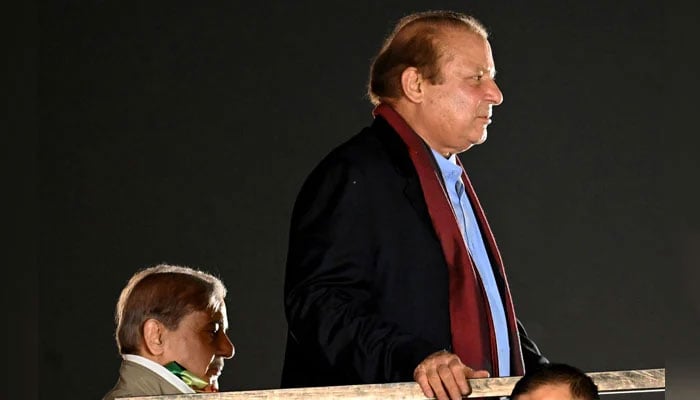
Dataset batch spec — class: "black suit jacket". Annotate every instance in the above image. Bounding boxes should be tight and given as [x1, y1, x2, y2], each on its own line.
[282, 116, 546, 388]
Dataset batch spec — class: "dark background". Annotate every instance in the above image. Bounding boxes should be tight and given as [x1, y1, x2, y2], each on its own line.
[8, 1, 699, 399]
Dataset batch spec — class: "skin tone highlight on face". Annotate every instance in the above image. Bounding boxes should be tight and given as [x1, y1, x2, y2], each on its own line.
[160, 306, 235, 383]
[400, 28, 503, 158]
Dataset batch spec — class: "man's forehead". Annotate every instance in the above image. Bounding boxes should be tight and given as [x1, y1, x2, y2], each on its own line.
[211, 307, 229, 328]
[440, 32, 495, 70]
[443, 53, 497, 77]
[188, 307, 227, 323]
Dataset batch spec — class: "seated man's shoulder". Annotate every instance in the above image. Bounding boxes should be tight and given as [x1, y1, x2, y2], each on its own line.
[103, 362, 181, 400]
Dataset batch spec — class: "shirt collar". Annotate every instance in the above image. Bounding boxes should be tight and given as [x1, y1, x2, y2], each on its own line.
[122, 354, 196, 394]
[430, 148, 462, 185]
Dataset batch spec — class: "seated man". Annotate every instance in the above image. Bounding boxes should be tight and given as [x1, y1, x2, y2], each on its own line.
[510, 363, 599, 400]
[103, 264, 235, 400]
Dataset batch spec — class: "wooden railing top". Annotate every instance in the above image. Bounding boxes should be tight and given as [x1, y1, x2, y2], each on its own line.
[120, 367, 665, 399]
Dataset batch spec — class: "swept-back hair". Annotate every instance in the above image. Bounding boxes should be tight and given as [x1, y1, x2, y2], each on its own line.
[115, 264, 227, 354]
[368, 10, 488, 105]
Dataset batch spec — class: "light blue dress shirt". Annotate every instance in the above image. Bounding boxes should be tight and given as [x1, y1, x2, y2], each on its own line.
[431, 149, 511, 376]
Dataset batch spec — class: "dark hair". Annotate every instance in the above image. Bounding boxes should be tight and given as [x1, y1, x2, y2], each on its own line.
[368, 10, 488, 105]
[511, 363, 600, 400]
[115, 264, 227, 354]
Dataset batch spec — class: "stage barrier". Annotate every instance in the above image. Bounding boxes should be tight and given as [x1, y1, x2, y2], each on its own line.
[121, 367, 664, 399]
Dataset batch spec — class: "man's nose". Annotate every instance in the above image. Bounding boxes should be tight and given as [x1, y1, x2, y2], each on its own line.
[486, 79, 504, 106]
[218, 333, 235, 359]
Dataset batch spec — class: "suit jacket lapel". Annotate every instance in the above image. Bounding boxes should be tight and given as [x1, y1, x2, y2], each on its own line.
[371, 115, 436, 232]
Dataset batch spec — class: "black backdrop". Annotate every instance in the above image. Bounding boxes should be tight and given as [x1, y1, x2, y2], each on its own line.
[9, 1, 699, 399]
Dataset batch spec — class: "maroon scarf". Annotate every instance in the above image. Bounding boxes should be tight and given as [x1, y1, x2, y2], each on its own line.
[373, 103, 524, 375]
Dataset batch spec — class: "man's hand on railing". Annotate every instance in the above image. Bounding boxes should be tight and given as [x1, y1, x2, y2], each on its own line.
[413, 350, 491, 400]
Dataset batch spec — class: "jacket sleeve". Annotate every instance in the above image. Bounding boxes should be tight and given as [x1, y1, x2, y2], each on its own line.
[517, 319, 549, 371]
[284, 155, 439, 383]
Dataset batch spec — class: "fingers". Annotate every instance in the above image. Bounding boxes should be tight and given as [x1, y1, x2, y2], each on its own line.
[428, 365, 450, 400]
[414, 370, 435, 399]
[415, 364, 451, 400]
[467, 368, 490, 379]
[449, 359, 470, 395]
[414, 351, 487, 400]
[438, 361, 463, 400]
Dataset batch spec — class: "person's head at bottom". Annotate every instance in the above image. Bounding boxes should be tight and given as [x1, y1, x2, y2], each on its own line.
[510, 363, 600, 400]
[116, 264, 235, 392]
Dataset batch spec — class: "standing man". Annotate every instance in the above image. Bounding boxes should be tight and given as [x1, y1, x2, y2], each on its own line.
[282, 10, 547, 400]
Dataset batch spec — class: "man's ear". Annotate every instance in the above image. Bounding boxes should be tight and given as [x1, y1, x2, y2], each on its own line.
[142, 319, 165, 356]
[400, 67, 424, 103]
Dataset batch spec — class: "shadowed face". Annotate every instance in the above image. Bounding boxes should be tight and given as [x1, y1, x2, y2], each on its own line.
[161, 305, 235, 383]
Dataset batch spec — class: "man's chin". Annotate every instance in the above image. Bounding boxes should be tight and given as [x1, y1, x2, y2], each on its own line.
[462, 133, 487, 152]
[476, 130, 488, 145]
